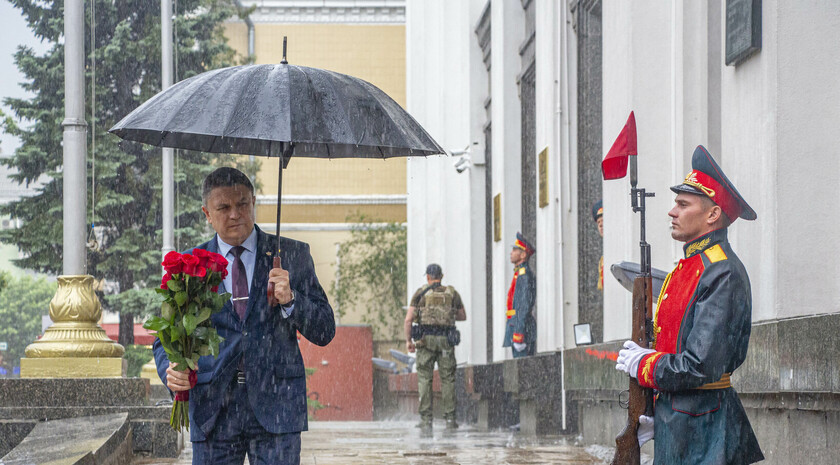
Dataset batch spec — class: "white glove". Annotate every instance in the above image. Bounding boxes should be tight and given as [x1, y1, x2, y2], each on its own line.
[513, 342, 527, 352]
[615, 340, 655, 378]
[638, 415, 654, 446]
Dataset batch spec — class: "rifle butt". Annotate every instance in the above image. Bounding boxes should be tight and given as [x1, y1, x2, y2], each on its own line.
[611, 422, 641, 465]
[610, 275, 652, 465]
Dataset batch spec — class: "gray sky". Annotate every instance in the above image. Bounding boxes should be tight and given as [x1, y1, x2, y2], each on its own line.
[0, 1, 51, 157]
[0, 2, 51, 203]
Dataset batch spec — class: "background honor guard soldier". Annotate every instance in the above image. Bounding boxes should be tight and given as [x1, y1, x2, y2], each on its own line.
[593, 200, 604, 290]
[404, 264, 466, 433]
[503, 233, 536, 358]
[615, 146, 764, 464]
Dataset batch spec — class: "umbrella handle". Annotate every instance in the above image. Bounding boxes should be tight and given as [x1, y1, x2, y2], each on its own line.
[267, 256, 281, 307]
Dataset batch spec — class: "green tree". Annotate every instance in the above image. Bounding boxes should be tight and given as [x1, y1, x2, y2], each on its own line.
[123, 344, 153, 378]
[0, 274, 56, 370]
[332, 215, 407, 340]
[1, 0, 258, 345]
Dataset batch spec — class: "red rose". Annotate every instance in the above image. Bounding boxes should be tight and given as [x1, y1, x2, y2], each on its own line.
[209, 252, 229, 275]
[211, 285, 219, 293]
[181, 254, 206, 278]
[162, 251, 183, 274]
[161, 272, 174, 289]
[192, 264, 207, 278]
[192, 248, 212, 270]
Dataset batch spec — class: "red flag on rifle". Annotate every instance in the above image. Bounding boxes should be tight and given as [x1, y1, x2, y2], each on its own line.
[601, 111, 637, 180]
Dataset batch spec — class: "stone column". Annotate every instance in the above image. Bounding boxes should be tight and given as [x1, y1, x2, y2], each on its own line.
[19, 0, 124, 377]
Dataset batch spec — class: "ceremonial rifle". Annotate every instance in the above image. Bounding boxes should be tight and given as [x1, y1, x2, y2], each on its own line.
[601, 111, 655, 465]
[610, 156, 655, 465]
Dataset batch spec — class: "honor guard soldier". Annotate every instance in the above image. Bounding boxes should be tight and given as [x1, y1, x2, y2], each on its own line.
[503, 233, 536, 358]
[593, 200, 604, 290]
[404, 264, 466, 433]
[615, 146, 764, 464]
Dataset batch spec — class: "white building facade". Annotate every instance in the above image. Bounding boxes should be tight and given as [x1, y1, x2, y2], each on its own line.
[407, 0, 581, 365]
[407, 0, 840, 365]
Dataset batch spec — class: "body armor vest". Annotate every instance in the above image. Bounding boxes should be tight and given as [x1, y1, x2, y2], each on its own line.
[419, 286, 456, 326]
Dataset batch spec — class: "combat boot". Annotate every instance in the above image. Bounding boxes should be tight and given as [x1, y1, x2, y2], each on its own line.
[419, 421, 433, 437]
[445, 419, 459, 430]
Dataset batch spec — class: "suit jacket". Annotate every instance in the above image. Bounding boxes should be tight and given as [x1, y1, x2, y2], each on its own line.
[636, 228, 763, 464]
[503, 262, 536, 348]
[153, 225, 335, 441]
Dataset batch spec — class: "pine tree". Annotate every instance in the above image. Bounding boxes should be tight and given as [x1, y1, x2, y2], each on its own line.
[1, 0, 258, 345]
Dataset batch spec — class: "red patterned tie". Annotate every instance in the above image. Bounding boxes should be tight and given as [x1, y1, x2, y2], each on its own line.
[231, 246, 248, 320]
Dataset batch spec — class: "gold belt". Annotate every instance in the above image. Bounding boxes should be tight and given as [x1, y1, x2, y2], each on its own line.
[696, 372, 731, 390]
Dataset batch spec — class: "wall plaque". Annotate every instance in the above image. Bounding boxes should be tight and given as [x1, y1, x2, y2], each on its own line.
[725, 0, 762, 66]
[538, 147, 549, 208]
[493, 193, 501, 242]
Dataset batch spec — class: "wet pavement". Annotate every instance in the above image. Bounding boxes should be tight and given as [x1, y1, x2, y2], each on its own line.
[134, 420, 610, 464]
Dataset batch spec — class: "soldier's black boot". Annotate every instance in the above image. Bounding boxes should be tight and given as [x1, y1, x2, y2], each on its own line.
[445, 419, 459, 430]
[420, 421, 433, 437]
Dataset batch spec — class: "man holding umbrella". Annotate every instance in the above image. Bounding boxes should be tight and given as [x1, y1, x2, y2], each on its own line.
[112, 51, 445, 463]
[154, 167, 335, 464]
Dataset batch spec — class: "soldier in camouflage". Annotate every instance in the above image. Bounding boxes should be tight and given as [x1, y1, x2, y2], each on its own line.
[404, 264, 466, 433]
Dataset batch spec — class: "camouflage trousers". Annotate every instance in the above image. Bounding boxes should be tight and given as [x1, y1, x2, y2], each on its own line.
[416, 335, 457, 423]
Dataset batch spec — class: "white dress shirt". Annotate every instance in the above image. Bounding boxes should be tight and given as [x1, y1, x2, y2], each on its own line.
[216, 228, 293, 317]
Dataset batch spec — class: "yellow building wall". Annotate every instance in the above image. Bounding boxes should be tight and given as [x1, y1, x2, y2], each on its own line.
[224, 22, 408, 336]
[276, 229, 343, 318]
[256, 203, 405, 225]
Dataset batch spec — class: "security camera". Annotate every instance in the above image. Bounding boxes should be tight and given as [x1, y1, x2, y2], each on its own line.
[454, 156, 471, 173]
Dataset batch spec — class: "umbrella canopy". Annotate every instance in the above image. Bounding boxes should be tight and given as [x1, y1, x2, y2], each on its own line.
[109, 56, 444, 304]
[109, 63, 444, 158]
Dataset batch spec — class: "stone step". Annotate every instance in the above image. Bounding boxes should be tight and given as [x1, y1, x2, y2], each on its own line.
[0, 413, 133, 465]
[0, 379, 150, 408]
[0, 379, 180, 459]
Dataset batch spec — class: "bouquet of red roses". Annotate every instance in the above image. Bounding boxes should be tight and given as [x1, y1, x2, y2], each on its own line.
[144, 249, 230, 431]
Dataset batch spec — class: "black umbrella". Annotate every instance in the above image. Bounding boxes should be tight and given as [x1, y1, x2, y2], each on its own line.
[110, 41, 444, 303]
[109, 41, 444, 253]
[109, 61, 443, 159]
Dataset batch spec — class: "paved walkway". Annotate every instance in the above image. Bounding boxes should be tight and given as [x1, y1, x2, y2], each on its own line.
[134, 421, 610, 465]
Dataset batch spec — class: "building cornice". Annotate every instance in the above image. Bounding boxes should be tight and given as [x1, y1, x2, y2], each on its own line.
[256, 194, 407, 205]
[237, 0, 405, 24]
[257, 222, 406, 232]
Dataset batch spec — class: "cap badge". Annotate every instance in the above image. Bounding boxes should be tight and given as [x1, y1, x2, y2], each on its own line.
[683, 171, 716, 198]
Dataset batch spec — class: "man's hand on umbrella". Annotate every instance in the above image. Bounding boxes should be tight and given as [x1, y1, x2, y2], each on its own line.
[268, 260, 294, 306]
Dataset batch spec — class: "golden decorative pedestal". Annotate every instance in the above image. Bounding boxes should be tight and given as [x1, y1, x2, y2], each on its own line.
[140, 358, 163, 385]
[20, 275, 125, 378]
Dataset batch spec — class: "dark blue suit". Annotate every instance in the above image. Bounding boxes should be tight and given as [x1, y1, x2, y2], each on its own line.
[153, 226, 335, 462]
